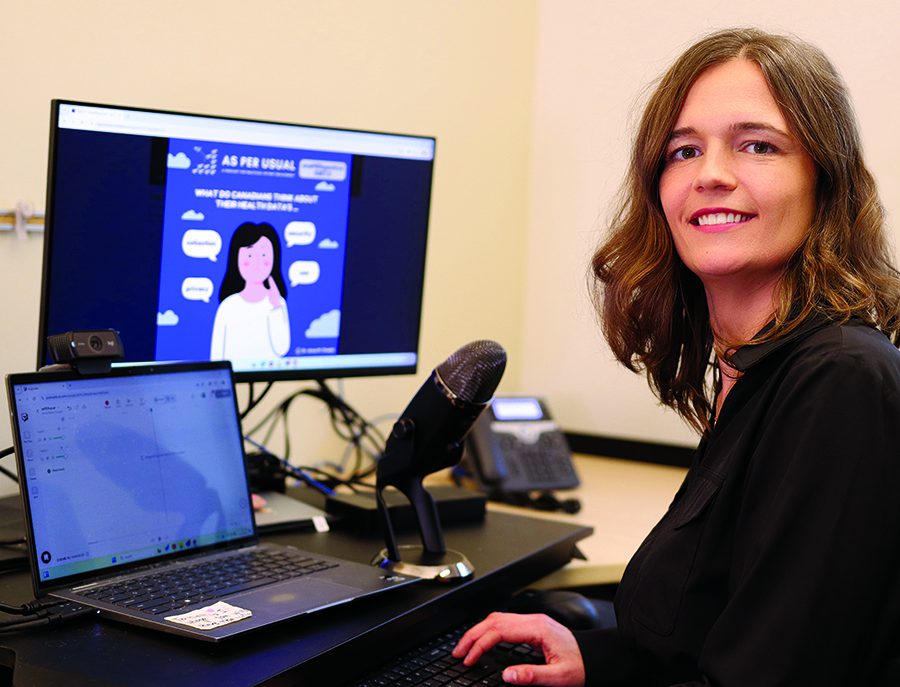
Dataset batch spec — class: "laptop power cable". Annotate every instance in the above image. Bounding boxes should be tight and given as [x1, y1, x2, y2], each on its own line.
[0, 598, 96, 634]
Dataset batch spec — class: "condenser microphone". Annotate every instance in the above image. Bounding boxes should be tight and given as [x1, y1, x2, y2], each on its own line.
[379, 339, 507, 482]
[373, 340, 506, 579]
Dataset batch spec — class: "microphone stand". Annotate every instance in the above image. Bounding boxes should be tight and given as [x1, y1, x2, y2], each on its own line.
[372, 418, 474, 581]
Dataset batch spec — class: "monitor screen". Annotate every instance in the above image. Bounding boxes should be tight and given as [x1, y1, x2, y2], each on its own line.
[38, 100, 435, 382]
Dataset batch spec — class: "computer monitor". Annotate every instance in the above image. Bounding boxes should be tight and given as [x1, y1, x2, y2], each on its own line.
[37, 100, 435, 382]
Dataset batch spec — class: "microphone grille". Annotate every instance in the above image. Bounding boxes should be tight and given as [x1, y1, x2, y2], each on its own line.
[436, 340, 507, 404]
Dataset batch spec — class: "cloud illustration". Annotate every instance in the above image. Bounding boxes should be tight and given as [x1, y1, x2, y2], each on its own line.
[157, 309, 180, 326]
[181, 209, 205, 221]
[167, 152, 191, 169]
[315, 181, 336, 192]
[318, 238, 339, 249]
[305, 309, 341, 338]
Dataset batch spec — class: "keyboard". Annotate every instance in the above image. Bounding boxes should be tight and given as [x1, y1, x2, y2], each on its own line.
[348, 623, 544, 686]
[77, 548, 337, 616]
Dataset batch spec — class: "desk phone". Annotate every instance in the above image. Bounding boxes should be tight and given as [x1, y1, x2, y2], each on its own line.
[464, 396, 579, 493]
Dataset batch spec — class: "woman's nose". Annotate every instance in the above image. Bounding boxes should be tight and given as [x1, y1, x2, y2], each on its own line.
[692, 146, 737, 193]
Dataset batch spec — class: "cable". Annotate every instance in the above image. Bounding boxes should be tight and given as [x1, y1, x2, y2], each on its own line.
[244, 388, 319, 440]
[240, 382, 274, 419]
[0, 600, 95, 634]
[314, 380, 386, 481]
[243, 436, 335, 496]
[242, 383, 387, 485]
[0, 447, 17, 484]
[336, 412, 396, 477]
[0, 596, 85, 616]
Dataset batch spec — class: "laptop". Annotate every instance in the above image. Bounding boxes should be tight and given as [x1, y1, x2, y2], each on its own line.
[253, 490, 330, 533]
[6, 361, 417, 641]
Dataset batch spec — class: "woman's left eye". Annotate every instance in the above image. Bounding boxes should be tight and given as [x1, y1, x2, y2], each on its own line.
[742, 141, 777, 155]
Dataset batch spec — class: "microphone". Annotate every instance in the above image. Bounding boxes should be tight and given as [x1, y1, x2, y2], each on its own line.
[379, 340, 507, 481]
[374, 340, 506, 578]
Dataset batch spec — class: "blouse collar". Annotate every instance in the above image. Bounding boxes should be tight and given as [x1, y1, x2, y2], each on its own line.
[729, 312, 834, 373]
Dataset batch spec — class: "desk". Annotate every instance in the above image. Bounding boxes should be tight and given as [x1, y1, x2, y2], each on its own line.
[490, 454, 688, 588]
[0, 510, 590, 686]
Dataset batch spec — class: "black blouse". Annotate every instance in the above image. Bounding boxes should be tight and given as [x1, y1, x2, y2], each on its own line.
[575, 316, 900, 685]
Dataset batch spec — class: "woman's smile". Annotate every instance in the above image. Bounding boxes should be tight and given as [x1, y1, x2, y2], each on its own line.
[689, 207, 757, 231]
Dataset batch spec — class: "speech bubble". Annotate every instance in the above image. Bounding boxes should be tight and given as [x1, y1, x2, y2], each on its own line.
[299, 159, 347, 181]
[182, 277, 214, 303]
[284, 221, 316, 247]
[182, 229, 222, 261]
[289, 261, 321, 287]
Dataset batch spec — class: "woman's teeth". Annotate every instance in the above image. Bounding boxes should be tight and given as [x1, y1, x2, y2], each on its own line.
[693, 212, 750, 226]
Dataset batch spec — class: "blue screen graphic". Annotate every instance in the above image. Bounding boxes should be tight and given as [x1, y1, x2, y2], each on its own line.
[156, 139, 352, 370]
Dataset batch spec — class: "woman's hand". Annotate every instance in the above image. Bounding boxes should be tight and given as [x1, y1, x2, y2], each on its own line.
[264, 277, 282, 308]
[452, 612, 586, 686]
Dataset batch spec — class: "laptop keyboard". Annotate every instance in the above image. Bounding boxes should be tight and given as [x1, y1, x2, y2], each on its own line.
[77, 548, 337, 615]
[348, 622, 544, 686]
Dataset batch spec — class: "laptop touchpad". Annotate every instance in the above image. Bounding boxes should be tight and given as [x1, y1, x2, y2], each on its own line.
[232, 578, 363, 615]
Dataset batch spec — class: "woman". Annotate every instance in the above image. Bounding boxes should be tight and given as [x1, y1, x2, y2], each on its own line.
[453, 28, 900, 686]
[210, 221, 291, 361]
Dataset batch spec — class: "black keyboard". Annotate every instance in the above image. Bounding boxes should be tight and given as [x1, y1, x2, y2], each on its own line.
[348, 623, 544, 687]
[77, 548, 337, 616]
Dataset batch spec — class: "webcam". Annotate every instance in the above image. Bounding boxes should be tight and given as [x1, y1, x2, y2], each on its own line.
[44, 329, 124, 374]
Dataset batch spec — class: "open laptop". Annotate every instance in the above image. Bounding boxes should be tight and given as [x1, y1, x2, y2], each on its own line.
[6, 361, 417, 641]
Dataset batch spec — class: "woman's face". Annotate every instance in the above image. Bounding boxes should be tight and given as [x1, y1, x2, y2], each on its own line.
[658, 59, 817, 291]
[237, 236, 275, 285]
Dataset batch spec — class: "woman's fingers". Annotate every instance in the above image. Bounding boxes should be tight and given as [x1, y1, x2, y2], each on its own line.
[452, 612, 585, 686]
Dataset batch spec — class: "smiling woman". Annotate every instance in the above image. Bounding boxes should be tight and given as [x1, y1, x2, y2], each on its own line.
[453, 27, 900, 687]
[594, 28, 900, 434]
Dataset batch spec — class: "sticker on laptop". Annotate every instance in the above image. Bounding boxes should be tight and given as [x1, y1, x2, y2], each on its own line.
[165, 601, 252, 630]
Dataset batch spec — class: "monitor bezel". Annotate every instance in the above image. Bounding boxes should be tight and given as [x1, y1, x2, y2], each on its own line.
[37, 99, 435, 383]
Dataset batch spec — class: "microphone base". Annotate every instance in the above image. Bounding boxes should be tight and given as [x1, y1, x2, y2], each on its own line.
[371, 546, 474, 581]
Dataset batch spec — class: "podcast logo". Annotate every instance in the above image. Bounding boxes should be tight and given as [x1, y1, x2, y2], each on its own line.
[192, 148, 218, 176]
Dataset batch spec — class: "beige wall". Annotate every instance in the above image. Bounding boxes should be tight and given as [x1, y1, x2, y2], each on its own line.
[1, 2, 898, 498]
[522, 0, 900, 447]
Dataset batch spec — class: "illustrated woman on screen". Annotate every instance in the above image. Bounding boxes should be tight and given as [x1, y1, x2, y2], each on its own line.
[210, 222, 291, 361]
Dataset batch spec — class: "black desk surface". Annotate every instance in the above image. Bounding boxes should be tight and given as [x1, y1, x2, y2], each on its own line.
[0, 509, 591, 686]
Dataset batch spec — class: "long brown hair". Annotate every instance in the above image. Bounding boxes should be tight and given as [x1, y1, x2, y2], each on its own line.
[591, 28, 900, 434]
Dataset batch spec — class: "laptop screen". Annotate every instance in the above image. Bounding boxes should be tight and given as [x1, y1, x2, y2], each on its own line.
[8, 363, 255, 588]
